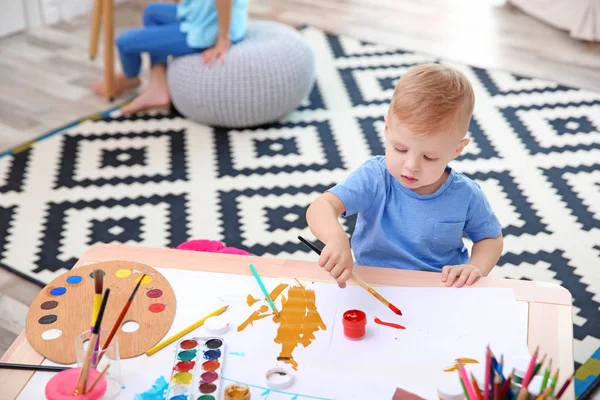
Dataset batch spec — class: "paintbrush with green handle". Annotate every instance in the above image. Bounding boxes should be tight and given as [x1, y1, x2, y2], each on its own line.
[249, 263, 279, 317]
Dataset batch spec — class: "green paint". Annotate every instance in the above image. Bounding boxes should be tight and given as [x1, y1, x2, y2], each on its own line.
[197, 396, 215, 400]
[177, 349, 197, 361]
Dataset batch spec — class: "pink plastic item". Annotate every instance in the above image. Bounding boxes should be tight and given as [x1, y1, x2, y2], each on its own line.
[175, 239, 252, 256]
[45, 367, 107, 400]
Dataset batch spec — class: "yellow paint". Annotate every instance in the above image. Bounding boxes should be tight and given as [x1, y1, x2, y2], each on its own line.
[238, 282, 326, 370]
[115, 269, 132, 278]
[575, 358, 600, 380]
[136, 275, 152, 284]
[443, 357, 479, 372]
[246, 294, 260, 306]
[224, 383, 250, 400]
[172, 372, 193, 384]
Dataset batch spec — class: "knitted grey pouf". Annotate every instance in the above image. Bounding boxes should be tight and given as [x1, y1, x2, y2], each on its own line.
[167, 21, 316, 128]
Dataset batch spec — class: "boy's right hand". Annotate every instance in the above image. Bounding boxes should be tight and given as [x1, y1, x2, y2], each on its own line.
[318, 239, 353, 288]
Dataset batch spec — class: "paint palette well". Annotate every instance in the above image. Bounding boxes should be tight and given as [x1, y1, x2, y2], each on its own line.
[25, 261, 176, 364]
[167, 337, 226, 400]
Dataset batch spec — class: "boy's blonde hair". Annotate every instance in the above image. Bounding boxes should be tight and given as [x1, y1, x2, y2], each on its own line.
[390, 63, 474, 136]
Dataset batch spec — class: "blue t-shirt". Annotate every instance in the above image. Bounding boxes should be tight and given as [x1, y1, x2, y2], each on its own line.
[177, 0, 248, 48]
[328, 156, 502, 272]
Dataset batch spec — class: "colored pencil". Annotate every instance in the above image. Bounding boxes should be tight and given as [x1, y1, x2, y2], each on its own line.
[459, 374, 471, 400]
[493, 373, 501, 400]
[249, 264, 279, 316]
[74, 288, 110, 395]
[549, 368, 560, 396]
[0, 363, 69, 372]
[457, 361, 478, 400]
[554, 372, 575, 399]
[533, 353, 547, 377]
[146, 305, 229, 356]
[484, 346, 491, 400]
[501, 369, 514, 399]
[498, 354, 504, 376]
[470, 372, 483, 400]
[85, 364, 109, 394]
[540, 358, 552, 391]
[297, 235, 403, 315]
[521, 346, 539, 388]
[97, 274, 146, 364]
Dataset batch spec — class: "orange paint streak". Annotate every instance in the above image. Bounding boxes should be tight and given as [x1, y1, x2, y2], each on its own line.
[246, 294, 260, 306]
[269, 283, 288, 301]
[374, 317, 406, 330]
[273, 284, 326, 370]
[237, 281, 325, 370]
[443, 357, 479, 372]
[237, 305, 270, 332]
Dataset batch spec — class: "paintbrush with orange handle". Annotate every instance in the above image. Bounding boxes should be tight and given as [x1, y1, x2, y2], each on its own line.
[298, 235, 402, 315]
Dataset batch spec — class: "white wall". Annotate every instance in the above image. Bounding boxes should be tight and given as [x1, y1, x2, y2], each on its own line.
[0, 0, 28, 37]
[39, 0, 130, 26]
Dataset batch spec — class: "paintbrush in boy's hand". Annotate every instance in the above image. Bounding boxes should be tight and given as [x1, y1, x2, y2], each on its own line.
[298, 235, 403, 316]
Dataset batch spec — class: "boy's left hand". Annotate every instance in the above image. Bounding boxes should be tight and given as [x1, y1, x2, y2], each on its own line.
[441, 264, 482, 287]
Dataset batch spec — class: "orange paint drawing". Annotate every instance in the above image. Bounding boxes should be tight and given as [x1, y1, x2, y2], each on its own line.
[443, 357, 479, 372]
[237, 281, 325, 370]
[237, 305, 270, 332]
[246, 294, 260, 307]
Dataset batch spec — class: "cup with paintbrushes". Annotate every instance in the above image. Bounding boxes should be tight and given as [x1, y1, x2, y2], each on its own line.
[45, 289, 111, 400]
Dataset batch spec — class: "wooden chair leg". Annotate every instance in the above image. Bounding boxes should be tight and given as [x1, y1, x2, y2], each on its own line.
[102, 0, 115, 101]
[88, 0, 102, 60]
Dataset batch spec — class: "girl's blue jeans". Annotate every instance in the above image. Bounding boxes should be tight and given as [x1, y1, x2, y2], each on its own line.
[116, 3, 200, 78]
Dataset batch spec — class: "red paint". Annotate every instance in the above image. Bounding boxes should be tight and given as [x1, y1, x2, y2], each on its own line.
[388, 304, 402, 316]
[149, 303, 165, 313]
[202, 360, 220, 372]
[342, 309, 367, 339]
[179, 339, 198, 349]
[374, 317, 406, 330]
[174, 361, 195, 372]
[146, 289, 163, 298]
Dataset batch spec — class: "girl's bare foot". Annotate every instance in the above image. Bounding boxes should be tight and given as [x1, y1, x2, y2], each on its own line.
[92, 73, 141, 97]
[121, 64, 170, 114]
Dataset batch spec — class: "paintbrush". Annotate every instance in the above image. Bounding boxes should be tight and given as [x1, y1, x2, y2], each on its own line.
[91, 269, 103, 366]
[249, 264, 279, 317]
[85, 364, 109, 394]
[97, 274, 146, 364]
[74, 288, 110, 395]
[0, 363, 69, 372]
[297, 235, 403, 316]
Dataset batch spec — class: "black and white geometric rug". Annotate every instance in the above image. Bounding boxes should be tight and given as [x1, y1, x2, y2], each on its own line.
[0, 27, 598, 366]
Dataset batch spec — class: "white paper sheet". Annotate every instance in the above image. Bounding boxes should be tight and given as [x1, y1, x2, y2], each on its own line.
[18, 267, 528, 400]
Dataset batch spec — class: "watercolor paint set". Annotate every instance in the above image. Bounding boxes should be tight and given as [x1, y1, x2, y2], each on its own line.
[166, 337, 226, 400]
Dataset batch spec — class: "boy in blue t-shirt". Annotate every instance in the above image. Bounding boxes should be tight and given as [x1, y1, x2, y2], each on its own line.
[306, 63, 503, 288]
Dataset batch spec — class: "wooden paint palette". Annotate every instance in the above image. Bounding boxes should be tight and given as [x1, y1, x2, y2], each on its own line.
[25, 261, 176, 364]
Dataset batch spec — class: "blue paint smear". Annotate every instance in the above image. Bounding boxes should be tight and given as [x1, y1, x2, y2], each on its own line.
[203, 349, 221, 360]
[229, 352, 245, 357]
[169, 395, 188, 400]
[50, 287, 67, 296]
[66, 276, 82, 284]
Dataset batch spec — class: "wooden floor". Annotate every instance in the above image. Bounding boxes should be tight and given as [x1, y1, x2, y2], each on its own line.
[1, 0, 599, 359]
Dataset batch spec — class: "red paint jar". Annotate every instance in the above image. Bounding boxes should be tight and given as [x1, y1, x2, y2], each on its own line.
[342, 309, 366, 340]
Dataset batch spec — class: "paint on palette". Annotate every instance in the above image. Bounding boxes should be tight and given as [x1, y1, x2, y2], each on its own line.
[166, 337, 225, 400]
[149, 303, 165, 313]
[38, 315, 58, 324]
[66, 275, 82, 284]
[88, 270, 106, 279]
[40, 301, 58, 310]
[443, 357, 479, 372]
[374, 317, 406, 330]
[115, 269, 131, 278]
[237, 280, 326, 370]
[49, 287, 66, 296]
[146, 289, 163, 298]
